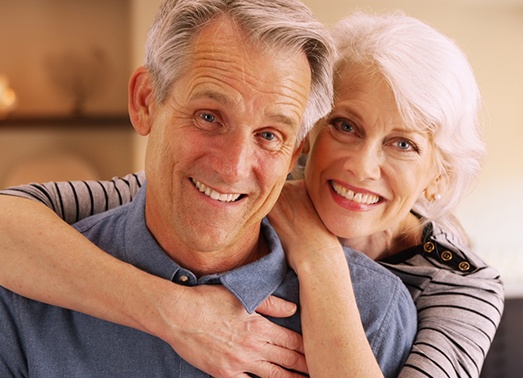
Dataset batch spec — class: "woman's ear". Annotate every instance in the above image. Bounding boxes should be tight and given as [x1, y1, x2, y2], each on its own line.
[128, 66, 155, 136]
[424, 173, 449, 202]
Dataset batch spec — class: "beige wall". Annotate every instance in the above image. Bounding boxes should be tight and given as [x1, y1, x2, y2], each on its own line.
[0, 1, 136, 187]
[0, 0, 131, 117]
[125, 0, 523, 295]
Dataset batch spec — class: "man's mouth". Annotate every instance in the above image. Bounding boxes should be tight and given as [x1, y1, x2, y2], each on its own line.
[191, 178, 242, 203]
[330, 181, 380, 205]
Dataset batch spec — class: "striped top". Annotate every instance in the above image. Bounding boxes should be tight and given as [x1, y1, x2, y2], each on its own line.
[1, 172, 504, 378]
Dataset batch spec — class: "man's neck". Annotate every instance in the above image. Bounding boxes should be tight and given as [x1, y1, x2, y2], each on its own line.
[149, 224, 270, 277]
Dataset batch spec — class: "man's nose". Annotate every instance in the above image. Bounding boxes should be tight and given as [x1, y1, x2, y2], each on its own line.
[212, 133, 252, 182]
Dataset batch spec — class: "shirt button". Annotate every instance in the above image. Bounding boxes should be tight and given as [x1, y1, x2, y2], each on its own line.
[424, 242, 435, 253]
[178, 275, 189, 284]
[441, 251, 453, 261]
[459, 261, 471, 271]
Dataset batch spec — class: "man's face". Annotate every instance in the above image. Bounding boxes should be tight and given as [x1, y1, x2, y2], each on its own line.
[140, 18, 311, 265]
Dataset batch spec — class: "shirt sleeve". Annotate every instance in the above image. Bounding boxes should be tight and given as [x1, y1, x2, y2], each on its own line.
[383, 248, 504, 378]
[400, 268, 503, 377]
[0, 171, 146, 224]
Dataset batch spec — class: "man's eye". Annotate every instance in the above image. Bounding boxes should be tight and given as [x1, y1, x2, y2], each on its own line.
[199, 112, 216, 123]
[260, 131, 276, 141]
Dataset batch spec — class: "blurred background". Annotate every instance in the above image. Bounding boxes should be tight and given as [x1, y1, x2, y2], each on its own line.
[0, 0, 521, 374]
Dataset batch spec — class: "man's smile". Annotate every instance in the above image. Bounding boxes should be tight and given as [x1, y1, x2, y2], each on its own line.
[191, 178, 243, 203]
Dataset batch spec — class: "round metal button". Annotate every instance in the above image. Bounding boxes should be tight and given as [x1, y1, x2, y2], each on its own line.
[424, 242, 435, 253]
[459, 261, 471, 271]
[441, 251, 452, 261]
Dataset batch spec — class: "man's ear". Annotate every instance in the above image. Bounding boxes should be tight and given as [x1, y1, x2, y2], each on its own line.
[302, 135, 311, 155]
[288, 138, 307, 174]
[129, 66, 155, 136]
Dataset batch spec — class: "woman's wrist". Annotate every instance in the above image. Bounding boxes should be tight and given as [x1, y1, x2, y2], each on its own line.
[127, 269, 188, 340]
[289, 242, 346, 277]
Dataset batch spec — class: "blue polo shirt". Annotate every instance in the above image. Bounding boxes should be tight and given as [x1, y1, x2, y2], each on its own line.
[0, 186, 416, 378]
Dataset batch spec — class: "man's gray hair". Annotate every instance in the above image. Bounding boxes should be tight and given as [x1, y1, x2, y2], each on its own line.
[144, 0, 334, 143]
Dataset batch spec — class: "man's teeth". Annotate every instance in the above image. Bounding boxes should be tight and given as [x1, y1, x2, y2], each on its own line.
[191, 179, 241, 203]
[331, 181, 379, 205]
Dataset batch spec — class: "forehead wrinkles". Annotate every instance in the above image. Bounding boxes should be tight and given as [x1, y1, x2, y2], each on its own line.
[187, 47, 309, 125]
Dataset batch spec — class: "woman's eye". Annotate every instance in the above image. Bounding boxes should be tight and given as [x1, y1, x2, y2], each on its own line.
[394, 139, 418, 152]
[397, 140, 411, 149]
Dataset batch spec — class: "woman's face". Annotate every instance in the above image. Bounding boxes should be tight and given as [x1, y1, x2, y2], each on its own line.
[305, 64, 439, 240]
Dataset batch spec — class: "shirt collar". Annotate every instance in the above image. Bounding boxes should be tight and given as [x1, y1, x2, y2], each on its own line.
[123, 185, 289, 314]
[218, 218, 288, 314]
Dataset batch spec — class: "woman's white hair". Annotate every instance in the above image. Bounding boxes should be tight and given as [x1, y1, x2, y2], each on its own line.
[330, 11, 486, 243]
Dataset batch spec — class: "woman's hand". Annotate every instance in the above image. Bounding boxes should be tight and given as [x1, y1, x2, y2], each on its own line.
[154, 283, 308, 378]
[267, 180, 341, 272]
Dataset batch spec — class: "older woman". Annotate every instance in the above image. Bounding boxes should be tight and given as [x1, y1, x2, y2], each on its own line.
[270, 12, 503, 377]
[0, 11, 503, 378]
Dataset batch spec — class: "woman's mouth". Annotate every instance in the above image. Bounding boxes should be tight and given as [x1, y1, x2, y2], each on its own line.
[330, 181, 380, 205]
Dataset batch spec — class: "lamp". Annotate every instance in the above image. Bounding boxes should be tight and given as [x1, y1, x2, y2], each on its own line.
[0, 75, 18, 119]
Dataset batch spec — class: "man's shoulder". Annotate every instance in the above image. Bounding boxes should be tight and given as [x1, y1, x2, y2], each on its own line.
[71, 197, 136, 255]
[343, 247, 404, 284]
[343, 246, 415, 315]
[72, 187, 143, 235]
[343, 247, 417, 377]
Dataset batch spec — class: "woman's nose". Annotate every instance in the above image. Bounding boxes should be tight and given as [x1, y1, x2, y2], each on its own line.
[344, 142, 382, 182]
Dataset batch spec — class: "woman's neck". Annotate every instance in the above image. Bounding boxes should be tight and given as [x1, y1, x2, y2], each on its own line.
[339, 212, 423, 261]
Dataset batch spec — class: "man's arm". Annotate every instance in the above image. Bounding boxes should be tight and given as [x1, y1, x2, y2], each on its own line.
[0, 182, 307, 377]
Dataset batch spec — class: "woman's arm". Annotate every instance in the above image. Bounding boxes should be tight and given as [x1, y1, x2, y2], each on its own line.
[0, 172, 145, 224]
[386, 251, 504, 378]
[0, 176, 308, 377]
[268, 180, 384, 378]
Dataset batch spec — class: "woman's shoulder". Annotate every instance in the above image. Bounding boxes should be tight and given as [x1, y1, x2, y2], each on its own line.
[380, 221, 504, 304]
[382, 221, 497, 276]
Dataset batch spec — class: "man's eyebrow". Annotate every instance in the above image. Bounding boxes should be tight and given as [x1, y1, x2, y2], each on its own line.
[190, 89, 237, 107]
[190, 89, 300, 127]
[271, 113, 299, 128]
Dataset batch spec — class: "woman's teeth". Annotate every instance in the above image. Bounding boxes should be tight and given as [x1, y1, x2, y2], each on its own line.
[331, 181, 379, 205]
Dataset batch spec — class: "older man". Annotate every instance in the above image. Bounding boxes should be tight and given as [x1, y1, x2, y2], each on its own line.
[0, 0, 416, 377]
